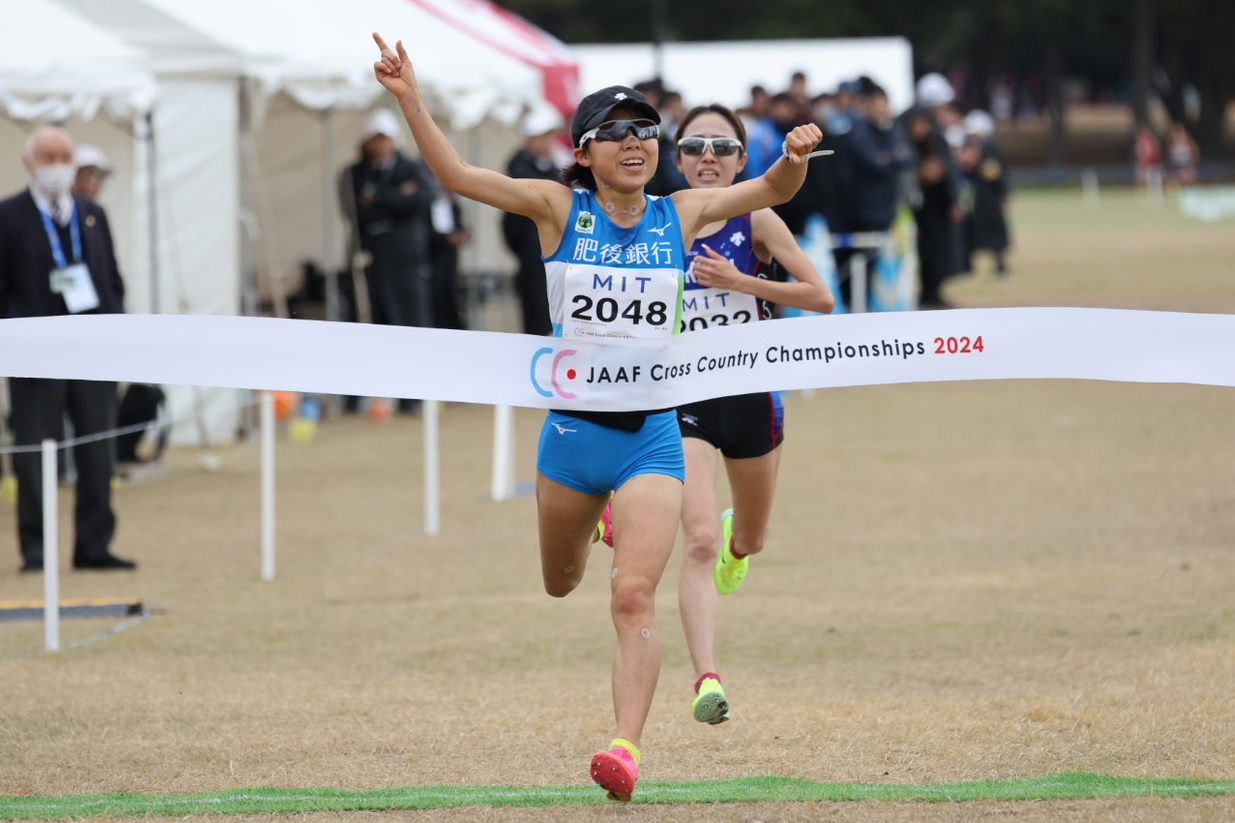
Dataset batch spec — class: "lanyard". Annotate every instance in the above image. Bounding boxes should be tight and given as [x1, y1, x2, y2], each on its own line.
[40, 206, 82, 269]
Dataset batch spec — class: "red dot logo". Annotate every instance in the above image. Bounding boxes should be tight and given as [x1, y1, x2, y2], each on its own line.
[566, 369, 576, 380]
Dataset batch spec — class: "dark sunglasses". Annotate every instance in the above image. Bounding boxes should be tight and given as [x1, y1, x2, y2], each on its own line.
[578, 118, 660, 146]
[677, 136, 745, 157]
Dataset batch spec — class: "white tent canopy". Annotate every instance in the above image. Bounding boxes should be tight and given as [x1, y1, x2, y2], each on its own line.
[0, 0, 156, 122]
[411, 0, 580, 117]
[85, 0, 546, 127]
[573, 38, 916, 115]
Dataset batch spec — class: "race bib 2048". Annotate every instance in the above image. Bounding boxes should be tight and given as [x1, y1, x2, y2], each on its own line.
[561, 264, 680, 342]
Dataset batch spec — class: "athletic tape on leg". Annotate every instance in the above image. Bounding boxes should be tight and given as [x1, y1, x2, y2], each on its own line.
[1, 309, 1233, 411]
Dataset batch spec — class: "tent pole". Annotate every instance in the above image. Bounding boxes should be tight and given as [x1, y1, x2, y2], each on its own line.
[237, 79, 260, 437]
[237, 79, 259, 319]
[321, 109, 344, 419]
[322, 110, 341, 324]
[144, 111, 160, 314]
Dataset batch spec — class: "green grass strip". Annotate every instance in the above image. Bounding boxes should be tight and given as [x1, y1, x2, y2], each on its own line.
[2, 773, 1233, 819]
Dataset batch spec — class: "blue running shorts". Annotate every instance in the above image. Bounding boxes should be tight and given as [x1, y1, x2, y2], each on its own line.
[537, 410, 685, 495]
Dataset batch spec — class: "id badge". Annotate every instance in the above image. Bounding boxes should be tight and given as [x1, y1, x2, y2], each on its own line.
[50, 263, 100, 313]
[430, 197, 455, 234]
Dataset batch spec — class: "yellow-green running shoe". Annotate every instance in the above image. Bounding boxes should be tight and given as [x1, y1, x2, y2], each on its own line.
[714, 508, 748, 595]
[692, 676, 730, 725]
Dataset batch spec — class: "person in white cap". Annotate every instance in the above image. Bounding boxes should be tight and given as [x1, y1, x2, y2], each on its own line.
[915, 72, 955, 109]
[902, 72, 964, 307]
[341, 108, 435, 411]
[916, 72, 966, 149]
[956, 110, 1010, 275]
[903, 102, 961, 308]
[73, 144, 112, 202]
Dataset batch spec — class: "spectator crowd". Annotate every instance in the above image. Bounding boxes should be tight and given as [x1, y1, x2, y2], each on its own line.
[618, 69, 1014, 310]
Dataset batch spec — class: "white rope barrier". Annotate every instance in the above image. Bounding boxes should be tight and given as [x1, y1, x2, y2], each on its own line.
[0, 417, 175, 455]
[0, 393, 267, 458]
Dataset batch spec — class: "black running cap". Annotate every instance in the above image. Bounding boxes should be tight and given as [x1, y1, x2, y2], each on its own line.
[570, 85, 660, 147]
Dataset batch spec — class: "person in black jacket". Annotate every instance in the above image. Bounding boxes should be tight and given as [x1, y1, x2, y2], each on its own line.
[904, 107, 960, 308]
[957, 110, 1011, 275]
[0, 125, 134, 572]
[501, 107, 567, 335]
[343, 109, 435, 330]
[837, 83, 912, 308]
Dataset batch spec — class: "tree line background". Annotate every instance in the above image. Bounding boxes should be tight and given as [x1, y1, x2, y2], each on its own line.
[496, 0, 1233, 163]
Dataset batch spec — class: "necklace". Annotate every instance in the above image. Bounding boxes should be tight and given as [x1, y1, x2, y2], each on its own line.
[597, 195, 644, 217]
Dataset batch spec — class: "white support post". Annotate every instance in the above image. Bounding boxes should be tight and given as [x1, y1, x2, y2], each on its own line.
[1147, 166, 1164, 205]
[850, 252, 868, 314]
[490, 405, 515, 501]
[898, 224, 918, 310]
[260, 391, 276, 581]
[42, 439, 59, 653]
[424, 400, 441, 535]
[1082, 167, 1100, 207]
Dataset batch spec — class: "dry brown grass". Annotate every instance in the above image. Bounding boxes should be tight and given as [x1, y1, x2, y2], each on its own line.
[126, 797, 1235, 823]
[1, 189, 1233, 821]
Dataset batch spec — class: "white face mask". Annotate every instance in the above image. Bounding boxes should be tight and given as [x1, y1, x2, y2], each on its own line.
[32, 164, 76, 198]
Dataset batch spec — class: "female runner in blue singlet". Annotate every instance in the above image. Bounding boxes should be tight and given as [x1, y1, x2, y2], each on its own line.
[373, 34, 823, 802]
[673, 105, 834, 725]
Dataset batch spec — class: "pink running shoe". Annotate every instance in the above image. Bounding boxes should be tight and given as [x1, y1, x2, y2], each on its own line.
[597, 500, 615, 548]
[590, 742, 638, 802]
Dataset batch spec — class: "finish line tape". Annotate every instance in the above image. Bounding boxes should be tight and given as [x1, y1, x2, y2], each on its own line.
[1, 308, 1232, 411]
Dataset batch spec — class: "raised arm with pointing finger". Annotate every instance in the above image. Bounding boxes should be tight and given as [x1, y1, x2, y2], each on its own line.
[372, 33, 574, 256]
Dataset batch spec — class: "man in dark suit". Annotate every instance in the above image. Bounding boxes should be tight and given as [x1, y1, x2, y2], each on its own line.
[0, 125, 134, 572]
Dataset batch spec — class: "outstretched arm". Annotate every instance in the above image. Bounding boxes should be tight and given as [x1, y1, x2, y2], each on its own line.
[672, 123, 824, 247]
[372, 34, 570, 245]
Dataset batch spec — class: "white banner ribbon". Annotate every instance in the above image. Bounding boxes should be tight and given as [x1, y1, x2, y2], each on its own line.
[1, 308, 1233, 411]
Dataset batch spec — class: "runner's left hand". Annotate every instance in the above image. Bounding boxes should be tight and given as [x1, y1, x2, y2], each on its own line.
[692, 244, 746, 290]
